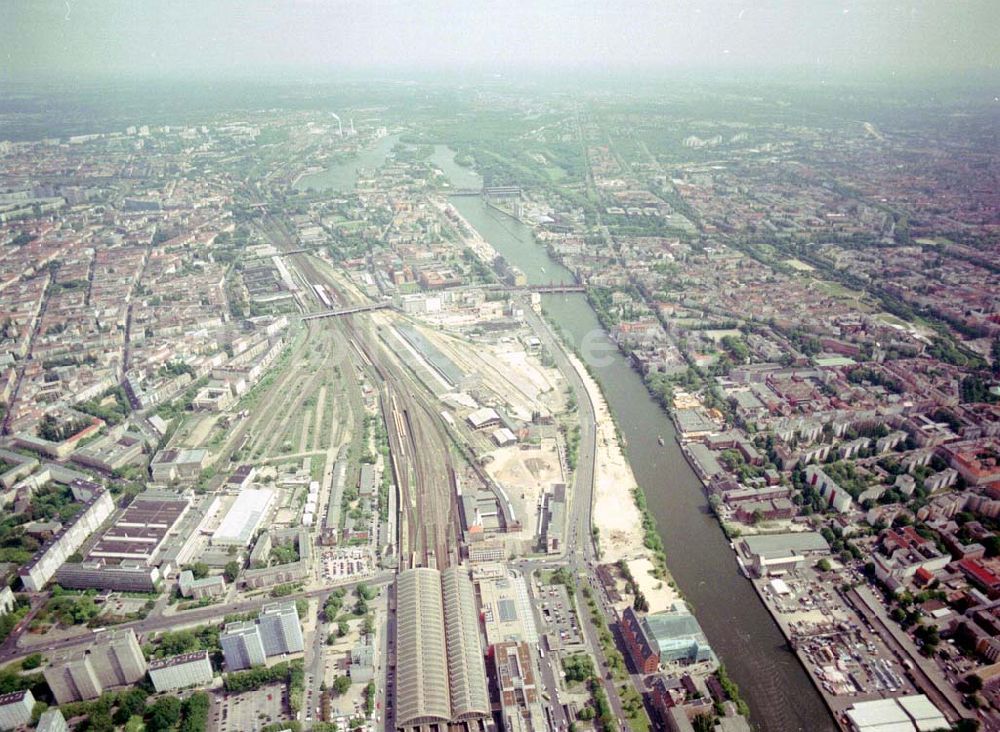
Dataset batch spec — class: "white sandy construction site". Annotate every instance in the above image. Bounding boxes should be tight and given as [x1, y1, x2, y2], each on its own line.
[412, 307, 678, 612]
[567, 352, 679, 614]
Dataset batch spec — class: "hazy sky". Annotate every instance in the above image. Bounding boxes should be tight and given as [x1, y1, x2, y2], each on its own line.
[3, 0, 997, 80]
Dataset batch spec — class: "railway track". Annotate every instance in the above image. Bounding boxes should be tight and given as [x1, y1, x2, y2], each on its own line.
[256, 337, 332, 457]
[274, 234, 460, 569]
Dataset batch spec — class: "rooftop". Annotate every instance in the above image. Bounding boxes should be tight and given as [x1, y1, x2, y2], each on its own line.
[742, 532, 830, 559]
[149, 650, 210, 671]
[212, 488, 275, 546]
[0, 689, 30, 705]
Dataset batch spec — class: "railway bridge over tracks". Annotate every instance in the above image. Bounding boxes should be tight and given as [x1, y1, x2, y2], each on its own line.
[300, 302, 391, 321]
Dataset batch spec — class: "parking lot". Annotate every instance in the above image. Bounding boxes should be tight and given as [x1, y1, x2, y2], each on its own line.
[538, 583, 586, 652]
[320, 547, 375, 582]
[209, 685, 286, 732]
[758, 571, 853, 627]
[801, 631, 914, 698]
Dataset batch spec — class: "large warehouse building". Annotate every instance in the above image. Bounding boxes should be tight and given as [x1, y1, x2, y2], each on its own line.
[211, 488, 275, 546]
[55, 491, 190, 592]
[86, 493, 189, 563]
[396, 568, 451, 727]
[395, 567, 490, 730]
[441, 566, 491, 721]
[844, 694, 947, 732]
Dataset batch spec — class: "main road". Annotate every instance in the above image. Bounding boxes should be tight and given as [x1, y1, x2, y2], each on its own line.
[518, 306, 632, 727]
[0, 573, 393, 666]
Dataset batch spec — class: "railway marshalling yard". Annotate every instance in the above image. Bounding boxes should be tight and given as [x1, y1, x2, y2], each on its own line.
[165, 232, 590, 571]
[147, 206, 650, 585]
[7, 190, 660, 732]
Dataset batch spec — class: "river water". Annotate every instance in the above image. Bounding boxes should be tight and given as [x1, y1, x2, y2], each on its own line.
[294, 133, 401, 192]
[296, 138, 835, 731]
[432, 146, 835, 732]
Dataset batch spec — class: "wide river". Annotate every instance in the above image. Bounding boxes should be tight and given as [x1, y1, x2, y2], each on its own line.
[427, 146, 836, 732]
[294, 133, 401, 192]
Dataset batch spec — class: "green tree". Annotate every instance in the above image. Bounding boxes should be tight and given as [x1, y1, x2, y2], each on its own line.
[337, 619, 349, 637]
[721, 335, 750, 363]
[146, 697, 182, 732]
[84, 708, 115, 732]
[332, 675, 351, 696]
[223, 561, 241, 583]
[693, 715, 716, 732]
[155, 630, 199, 657]
[632, 590, 649, 612]
[30, 701, 48, 725]
[180, 692, 211, 732]
[562, 653, 594, 683]
[114, 688, 149, 724]
[323, 594, 343, 621]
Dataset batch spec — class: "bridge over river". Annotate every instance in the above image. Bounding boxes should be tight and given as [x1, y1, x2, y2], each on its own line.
[449, 185, 523, 198]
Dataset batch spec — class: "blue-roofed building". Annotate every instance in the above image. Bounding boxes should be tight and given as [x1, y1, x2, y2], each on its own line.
[641, 602, 716, 666]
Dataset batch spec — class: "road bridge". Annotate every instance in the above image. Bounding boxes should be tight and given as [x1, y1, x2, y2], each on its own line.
[464, 283, 585, 294]
[301, 302, 390, 321]
[528, 284, 585, 293]
[483, 185, 522, 198]
[448, 185, 524, 198]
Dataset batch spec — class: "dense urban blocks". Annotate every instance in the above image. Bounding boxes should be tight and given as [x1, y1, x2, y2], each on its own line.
[0, 50, 997, 732]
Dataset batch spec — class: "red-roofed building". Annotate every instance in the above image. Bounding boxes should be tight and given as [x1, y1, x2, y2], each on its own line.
[914, 567, 935, 586]
[873, 526, 950, 591]
[944, 439, 1000, 487]
[882, 526, 933, 554]
[620, 607, 660, 674]
[958, 558, 1000, 598]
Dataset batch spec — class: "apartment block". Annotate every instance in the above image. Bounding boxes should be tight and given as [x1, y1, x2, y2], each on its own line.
[42, 629, 146, 704]
[0, 690, 34, 731]
[36, 709, 68, 732]
[148, 651, 213, 692]
[258, 601, 304, 656]
[220, 621, 266, 671]
[19, 487, 114, 591]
